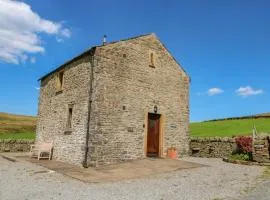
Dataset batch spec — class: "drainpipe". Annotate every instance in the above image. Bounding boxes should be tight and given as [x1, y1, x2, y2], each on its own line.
[83, 48, 96, 168]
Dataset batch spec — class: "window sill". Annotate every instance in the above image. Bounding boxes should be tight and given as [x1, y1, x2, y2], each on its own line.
[55, 90, 63, 95]
[64, 129, 72, 135]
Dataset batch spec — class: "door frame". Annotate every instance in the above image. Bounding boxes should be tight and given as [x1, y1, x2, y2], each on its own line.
[144, 112, 164, 158]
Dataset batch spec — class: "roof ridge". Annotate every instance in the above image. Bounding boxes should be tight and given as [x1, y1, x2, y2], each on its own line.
[39, 33, 156, 81]
[96, 33, 155, 47]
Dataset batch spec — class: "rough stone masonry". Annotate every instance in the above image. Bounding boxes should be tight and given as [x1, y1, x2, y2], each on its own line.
[36, 33, 190, 167]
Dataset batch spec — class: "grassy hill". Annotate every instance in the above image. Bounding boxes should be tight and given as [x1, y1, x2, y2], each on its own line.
[190, 116, 270, 137]
[0, 112, 36, 139]
[205, 112, 270, 122]
[1, 111, 270, 139]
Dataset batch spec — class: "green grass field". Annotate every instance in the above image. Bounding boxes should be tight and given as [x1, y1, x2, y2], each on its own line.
[0, 112, 36, 139]
[1, 112, 270, 139]
[190, 118, 270, 137]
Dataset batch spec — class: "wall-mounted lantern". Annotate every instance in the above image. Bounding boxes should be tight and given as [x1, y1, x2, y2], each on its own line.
[154, 105, 158, 114]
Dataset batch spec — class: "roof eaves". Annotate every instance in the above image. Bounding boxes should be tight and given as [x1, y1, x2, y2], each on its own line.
[38, 47, 94, 81]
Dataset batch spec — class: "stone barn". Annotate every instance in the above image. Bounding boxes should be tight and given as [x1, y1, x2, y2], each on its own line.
[36, 33, 190, 167]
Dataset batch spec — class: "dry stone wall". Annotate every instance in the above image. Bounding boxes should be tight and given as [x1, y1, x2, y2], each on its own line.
[190, 137, 236, 158]
[190, 135, 270, 163]
[0, 139, 34, 152]
[253, 135, 270, 163]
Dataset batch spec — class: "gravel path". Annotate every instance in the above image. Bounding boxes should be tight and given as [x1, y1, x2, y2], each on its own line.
[239, 180, 270, 200]
[0, 156, 265, 200]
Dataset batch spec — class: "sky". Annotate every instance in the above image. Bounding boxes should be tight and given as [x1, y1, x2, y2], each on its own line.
[0, 0, 270, 122]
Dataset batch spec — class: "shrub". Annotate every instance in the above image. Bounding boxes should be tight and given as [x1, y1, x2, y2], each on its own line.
[229, 153, 250, 161]
[235, 136, 253, 154]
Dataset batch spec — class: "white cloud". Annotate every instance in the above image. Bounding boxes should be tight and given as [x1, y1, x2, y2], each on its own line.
[30, 56, 36, 64]
[207, 88, 224, 96]
[236, 86, 263, 97]
[60, 28, 71, 38]
[56, 37, 64, 43]
[20, 54, 28, 64]
[0, 0, 71, 64]
[35, 87, 40, 90]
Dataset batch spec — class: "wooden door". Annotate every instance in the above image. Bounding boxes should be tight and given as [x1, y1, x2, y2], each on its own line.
[147, 113, 160, 157]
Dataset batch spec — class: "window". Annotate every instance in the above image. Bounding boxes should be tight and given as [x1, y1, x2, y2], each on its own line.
[56, 71, 64, 92]
[149, 51, 155, 68]
[66, 104, 73, 132]
[150, 53, 154, 65]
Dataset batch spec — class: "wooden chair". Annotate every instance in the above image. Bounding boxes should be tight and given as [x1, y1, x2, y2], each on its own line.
[30, 142, 53, 160]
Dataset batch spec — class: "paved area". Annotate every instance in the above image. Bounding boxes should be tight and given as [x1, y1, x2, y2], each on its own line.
[0, 155, 267, 200]
[2, 152, 203, 183]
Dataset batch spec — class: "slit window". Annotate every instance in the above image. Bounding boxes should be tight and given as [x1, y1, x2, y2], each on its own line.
[149, 52, 155, 67]
[57, 71, 64, 91]
[67, 105, 73, 129]
[150, 53, 154, 65]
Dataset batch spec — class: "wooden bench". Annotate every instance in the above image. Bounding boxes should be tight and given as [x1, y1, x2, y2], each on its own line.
[30, 142, 53, 160]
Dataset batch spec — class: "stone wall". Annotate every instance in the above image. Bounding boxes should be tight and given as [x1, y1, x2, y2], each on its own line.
[0, 139, 34, 152]
[87, 34, 190, 166]
[36, 55, 92, 166]
[190, 137, 236, 158]
[253, 135, 270, 163]
[190, 136, 270, 162]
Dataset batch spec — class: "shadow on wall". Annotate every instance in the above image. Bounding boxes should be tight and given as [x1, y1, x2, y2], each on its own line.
[267, 136, 270, 158]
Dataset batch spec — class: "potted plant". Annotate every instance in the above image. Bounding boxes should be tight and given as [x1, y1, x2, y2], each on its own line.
[167, 147, 177, 159]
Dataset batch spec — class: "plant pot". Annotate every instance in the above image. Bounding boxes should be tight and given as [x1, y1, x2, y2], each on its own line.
[167, 148, 177, 159]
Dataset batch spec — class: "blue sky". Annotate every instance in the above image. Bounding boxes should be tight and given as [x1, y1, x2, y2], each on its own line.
[0, 0, 269, 122]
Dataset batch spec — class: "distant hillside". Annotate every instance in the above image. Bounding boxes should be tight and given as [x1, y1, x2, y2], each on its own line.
[0, 112, 36, 139]
[205, 112, 270, 122]
[255, 112, 270, 117]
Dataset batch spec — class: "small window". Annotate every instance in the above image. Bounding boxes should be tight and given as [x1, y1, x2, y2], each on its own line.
[56, 71, 64, 92]
[65, 104, 73, 133]
[149, 51, 155, 68]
